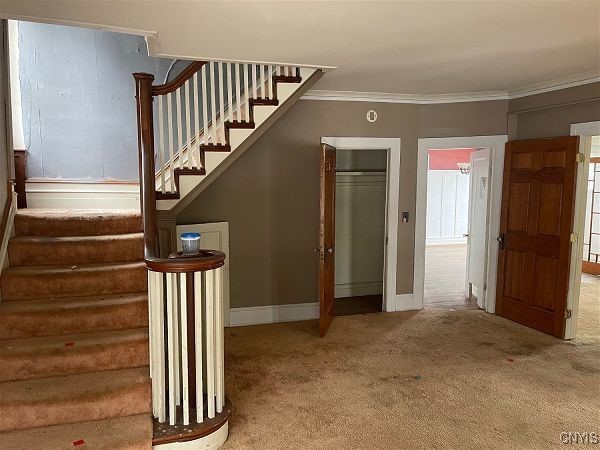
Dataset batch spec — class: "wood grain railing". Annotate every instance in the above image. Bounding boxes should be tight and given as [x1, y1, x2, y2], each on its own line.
[134, 72, 229, 434]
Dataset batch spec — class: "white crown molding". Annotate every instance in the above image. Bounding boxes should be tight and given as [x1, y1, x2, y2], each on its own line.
[301, 89, 509, 104]
[302, 70, 600, 104]
[507, 70, 600, 99]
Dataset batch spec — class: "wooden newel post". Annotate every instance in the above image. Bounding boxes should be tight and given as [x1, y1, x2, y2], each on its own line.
[133, 72, 159, 258]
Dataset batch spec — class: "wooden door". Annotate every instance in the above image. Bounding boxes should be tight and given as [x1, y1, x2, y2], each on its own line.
[496, 136, 579, 337]
[319, 143, 336, 336]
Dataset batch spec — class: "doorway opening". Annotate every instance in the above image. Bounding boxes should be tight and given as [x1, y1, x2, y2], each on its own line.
[423, 148, 485, 309]
[334, 148, 388, 316]
[566, 123, 600, 340]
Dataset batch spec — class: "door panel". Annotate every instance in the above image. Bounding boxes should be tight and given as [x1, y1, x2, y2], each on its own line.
[496, 136, 579, 337]
[466, 148, 491, 309]
[319, 143, 336, 336]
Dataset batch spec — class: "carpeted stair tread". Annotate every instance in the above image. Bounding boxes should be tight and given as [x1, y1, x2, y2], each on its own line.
[9, 233, 144, 266]
[0, 328, 149, 382]
[15, 209, 142, 237]
[0, 293, 148, 339]
[0, 413, 152, 450]
[1, 261, 147, 301]
[0, 367, 151, 432]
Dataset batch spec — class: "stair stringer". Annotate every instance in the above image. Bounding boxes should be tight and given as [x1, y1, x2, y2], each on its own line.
[157, 67, 323, 214]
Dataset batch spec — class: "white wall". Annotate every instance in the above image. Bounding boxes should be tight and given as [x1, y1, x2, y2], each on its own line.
[335, 172, 386, 298]
[426, 170, 470, 244]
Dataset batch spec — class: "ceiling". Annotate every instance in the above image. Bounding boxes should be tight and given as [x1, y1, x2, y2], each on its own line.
[2, 1, 599, 96]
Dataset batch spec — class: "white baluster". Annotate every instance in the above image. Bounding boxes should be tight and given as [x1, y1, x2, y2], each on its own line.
[179, 274, 189, 425]
[252, 64, 257, 99]
[215, 267, 224, 413]
[148, 272, 155, 416]
[176, 88, 183, 170]
[166, 272, 176, 425]
[167, 93, 175, 192]
[194, 271, 204, 422]
[205, 269, 215, 419]
[267, 65, 273, 100]
[210, 62, 217, 145]
[193, 72, 200, 169]
[227, 63, 233, 123]
[172, 271, 180, 407]
[201, 65, 209, 146]
[218, 62, 225, 145]
[156, 272, 166, 423]
[243, 63, 250, 123]
[235, 64, 241, 122]
[157, 96, 166, 193]
[259, 64, 265, 99]
[184, 80, 192, 169]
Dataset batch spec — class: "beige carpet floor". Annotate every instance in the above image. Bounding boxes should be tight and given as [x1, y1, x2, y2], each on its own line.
[223, 274, 600, 449]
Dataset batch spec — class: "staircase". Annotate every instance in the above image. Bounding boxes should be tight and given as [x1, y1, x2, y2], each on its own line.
[0, 209, 152, 449]
[137, 63, 323, 213]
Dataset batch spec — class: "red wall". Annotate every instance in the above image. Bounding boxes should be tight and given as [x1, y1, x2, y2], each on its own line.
[428, 148, 476, 170]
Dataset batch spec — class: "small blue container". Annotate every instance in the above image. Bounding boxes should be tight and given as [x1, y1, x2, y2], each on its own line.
[181, 232, 201, 255]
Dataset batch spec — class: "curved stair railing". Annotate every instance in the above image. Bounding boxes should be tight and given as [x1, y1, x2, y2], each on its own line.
[134, 70, 231, 447]
[134, 59, 315, 447]
[139, 62, 302, 200]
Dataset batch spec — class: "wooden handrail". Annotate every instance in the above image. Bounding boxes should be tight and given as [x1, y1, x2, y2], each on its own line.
[134, 70, 223, 273]
[152, 61, 206, 96]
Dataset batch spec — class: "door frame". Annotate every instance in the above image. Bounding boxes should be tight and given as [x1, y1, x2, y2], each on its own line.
[321, 137, 401, 313]
[414, 135, 508, 313]
[566, 121, 600, 339]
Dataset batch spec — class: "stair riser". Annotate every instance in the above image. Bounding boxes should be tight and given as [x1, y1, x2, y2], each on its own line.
[0, 301, 148, 339]
[0, 379, 151, 432]
[1, 266, 147, 301]
[8, 235, 144, 266]
[15, 214, 142, 237]
[0, 338, 149, 382]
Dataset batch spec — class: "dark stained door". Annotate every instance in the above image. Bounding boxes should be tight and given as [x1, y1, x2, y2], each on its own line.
[496, 136, 579, 337]
[319, 143, 336, 336]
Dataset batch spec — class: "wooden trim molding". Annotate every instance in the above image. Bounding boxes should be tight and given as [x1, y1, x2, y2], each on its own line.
[13, 149, 26, 208]
[582, 261, 600, 275]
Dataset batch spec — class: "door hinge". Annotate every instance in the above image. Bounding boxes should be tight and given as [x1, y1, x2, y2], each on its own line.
[576, 153, 585, 163]
[565, 309, 572, 319]
[570, 232, 578, 243]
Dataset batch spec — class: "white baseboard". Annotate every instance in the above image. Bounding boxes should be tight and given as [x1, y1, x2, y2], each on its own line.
[26, 180, 140, 210]
[393, 293, 416, 312]
[335, 281, 383, 298]
[229, 302, 319, 327]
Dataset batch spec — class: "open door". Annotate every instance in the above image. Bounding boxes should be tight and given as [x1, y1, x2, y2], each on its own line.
[319, 143, 336, 336]
[466, 148, 491, 309]
[496, 136, 579, 337]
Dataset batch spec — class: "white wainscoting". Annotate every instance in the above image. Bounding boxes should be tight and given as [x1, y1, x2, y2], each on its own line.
[25, 180, 140, 209]
[426, 170, 470, 244]
[335, 172, 386, 298]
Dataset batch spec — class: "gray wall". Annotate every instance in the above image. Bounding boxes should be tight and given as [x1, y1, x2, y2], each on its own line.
[176, 82, 599, 310]
[508, 82, 600, 139]
[19, 21, 172, 181]
[177, 99, 509, 308]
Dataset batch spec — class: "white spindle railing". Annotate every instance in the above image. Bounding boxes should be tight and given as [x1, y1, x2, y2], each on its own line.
[153, 61, 301, 194]
[148, 260, 226, 426]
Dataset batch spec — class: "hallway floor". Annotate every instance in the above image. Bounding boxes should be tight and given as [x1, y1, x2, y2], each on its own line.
[223, 275, 599, 449]
[424, 243, 478, 310]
